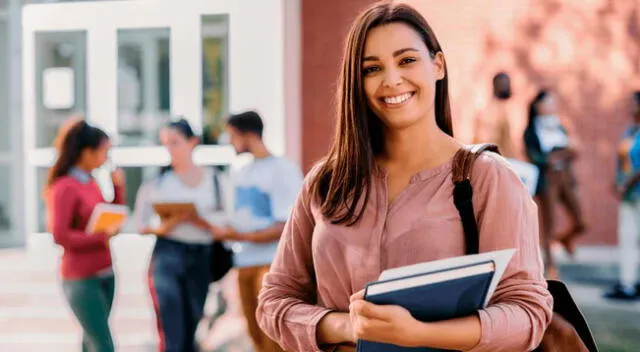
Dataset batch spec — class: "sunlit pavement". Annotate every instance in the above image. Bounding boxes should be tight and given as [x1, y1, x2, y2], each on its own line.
[2, 238, 640, 352]
[0, 235, 251, 352]
[553, 246, 640, 352]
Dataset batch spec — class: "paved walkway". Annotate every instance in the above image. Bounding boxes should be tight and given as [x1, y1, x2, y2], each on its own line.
[561, 283, 640, 352]
[0, 235, 251, 352]
[1, 238, 639, 352]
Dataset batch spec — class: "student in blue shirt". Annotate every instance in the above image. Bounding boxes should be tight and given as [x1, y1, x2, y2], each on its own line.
[211, 111, 302, 352]
[606, 91, 640, 300]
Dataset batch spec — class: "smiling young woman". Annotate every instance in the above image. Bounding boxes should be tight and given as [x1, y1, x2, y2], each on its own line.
[256, 2, 553, 352]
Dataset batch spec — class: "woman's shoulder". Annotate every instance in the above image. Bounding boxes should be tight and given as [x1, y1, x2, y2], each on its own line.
[470, 151, 524, 191]
[47, 175, 81, 199]
[50, 175, 80, 189]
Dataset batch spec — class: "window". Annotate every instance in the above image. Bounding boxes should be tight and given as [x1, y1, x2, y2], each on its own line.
[35, 31, 87, 148]
[201, 15, 229, 145]
[117, 28, 171, 147]
[0, 18, 8, 152]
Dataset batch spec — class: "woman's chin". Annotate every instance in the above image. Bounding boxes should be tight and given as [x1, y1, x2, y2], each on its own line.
[381, 113, 425, 131]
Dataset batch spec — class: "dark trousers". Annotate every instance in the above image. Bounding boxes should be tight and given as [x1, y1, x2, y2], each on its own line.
[148, 238, 212, 352]
[62, 273, 116, 352]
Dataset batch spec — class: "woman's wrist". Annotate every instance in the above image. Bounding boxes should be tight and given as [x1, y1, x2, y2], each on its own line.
[405, 315, 481, 351]
[405, 320, 431, 348]
[317, 312, 353, 346]
[97, 232, 111, 244]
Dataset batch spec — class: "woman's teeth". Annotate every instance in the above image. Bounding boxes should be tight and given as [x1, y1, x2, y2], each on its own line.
[384, 92, 413, 105]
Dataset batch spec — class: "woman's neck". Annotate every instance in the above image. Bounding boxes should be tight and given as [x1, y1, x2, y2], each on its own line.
[72, 163, 92, 173]
[381, 117, 459, 171]
[172, 160, 197, 174]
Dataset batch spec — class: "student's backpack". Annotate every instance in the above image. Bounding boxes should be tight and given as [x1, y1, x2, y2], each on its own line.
[451, 144, 598, 352]
[210, 169, 234, 283]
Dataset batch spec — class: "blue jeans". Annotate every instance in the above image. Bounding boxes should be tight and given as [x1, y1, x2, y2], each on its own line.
[62, 273, 115, 352]
[148, 238, 211, 352]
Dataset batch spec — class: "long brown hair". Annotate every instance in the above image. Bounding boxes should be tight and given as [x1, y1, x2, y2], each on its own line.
[310, 1, 452, 226]
[47, 120, 109, 187]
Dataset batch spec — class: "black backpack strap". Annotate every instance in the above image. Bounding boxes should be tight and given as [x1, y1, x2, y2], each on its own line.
[452, 144, 500, 255]
[451, 145, 599, 352]
[212, 168, 223, 212]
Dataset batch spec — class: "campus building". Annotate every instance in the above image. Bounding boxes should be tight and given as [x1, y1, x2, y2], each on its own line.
[0, 0, 638, 248]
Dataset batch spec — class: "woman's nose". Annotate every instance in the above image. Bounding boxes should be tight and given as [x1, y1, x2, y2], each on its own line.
[382, 67, 403, 87]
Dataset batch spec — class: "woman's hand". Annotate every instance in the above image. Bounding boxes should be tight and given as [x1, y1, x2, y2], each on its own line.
[155, 213, 190, 236]
[348, 290, 422, 347]
[104, 223, 122, 237]
[111, 168, 125, 187]
[210, 225, 243, 241]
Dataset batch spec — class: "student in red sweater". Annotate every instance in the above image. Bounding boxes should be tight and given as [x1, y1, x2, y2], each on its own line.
[46, 120, 125, 352]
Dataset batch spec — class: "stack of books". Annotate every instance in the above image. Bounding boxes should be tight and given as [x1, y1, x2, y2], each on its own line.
[357, 249, 515, 352]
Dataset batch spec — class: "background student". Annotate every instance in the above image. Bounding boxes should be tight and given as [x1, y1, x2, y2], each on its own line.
[46, 120, 125, 352]
[211, 111, 303, 352]
[134, 118, 227, 352]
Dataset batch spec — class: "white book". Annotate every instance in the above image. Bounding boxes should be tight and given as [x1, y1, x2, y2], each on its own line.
[367, 261, 496, 297]
[377, 248, 516, 307]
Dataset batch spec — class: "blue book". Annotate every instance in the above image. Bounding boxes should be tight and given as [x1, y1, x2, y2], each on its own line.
[357, 249, 515, 352]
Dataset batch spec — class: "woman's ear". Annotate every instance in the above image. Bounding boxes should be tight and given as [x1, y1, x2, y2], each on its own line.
[432, 52, 446, 81]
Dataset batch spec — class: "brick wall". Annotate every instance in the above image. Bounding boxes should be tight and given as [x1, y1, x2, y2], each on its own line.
[301, 0, 640, 245]
[300, 0, 375, 167]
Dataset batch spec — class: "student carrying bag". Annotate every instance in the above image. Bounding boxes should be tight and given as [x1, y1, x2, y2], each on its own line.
[451, 144, 598, 352]
[210, 169, 234, 283]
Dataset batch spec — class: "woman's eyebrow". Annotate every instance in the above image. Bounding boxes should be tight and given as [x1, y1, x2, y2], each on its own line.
[363, 47, 420, 62]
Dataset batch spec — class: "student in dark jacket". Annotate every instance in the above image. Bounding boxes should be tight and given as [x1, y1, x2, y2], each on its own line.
[45, 120, 125, 352]
[523, 90, 586, 279]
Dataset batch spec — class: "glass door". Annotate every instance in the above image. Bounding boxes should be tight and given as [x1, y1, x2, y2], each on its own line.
[22, 0, 297, 239]
[0, 12, 17, 247]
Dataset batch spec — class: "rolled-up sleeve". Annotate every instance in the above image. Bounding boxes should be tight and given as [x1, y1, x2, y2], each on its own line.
[467, 154, 553, 352]
[256, 173, 334, 352]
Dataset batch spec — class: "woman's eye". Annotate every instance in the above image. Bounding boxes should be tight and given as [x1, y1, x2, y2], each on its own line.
[400, 57, 417, 65]
[363, 66, 380, 75]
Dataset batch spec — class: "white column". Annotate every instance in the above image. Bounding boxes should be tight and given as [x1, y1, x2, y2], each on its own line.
[87, 28, 118, 138]
[170, 13, 202, 134]
[227, 0, 286, 156]
[10, 0, 25, 247]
